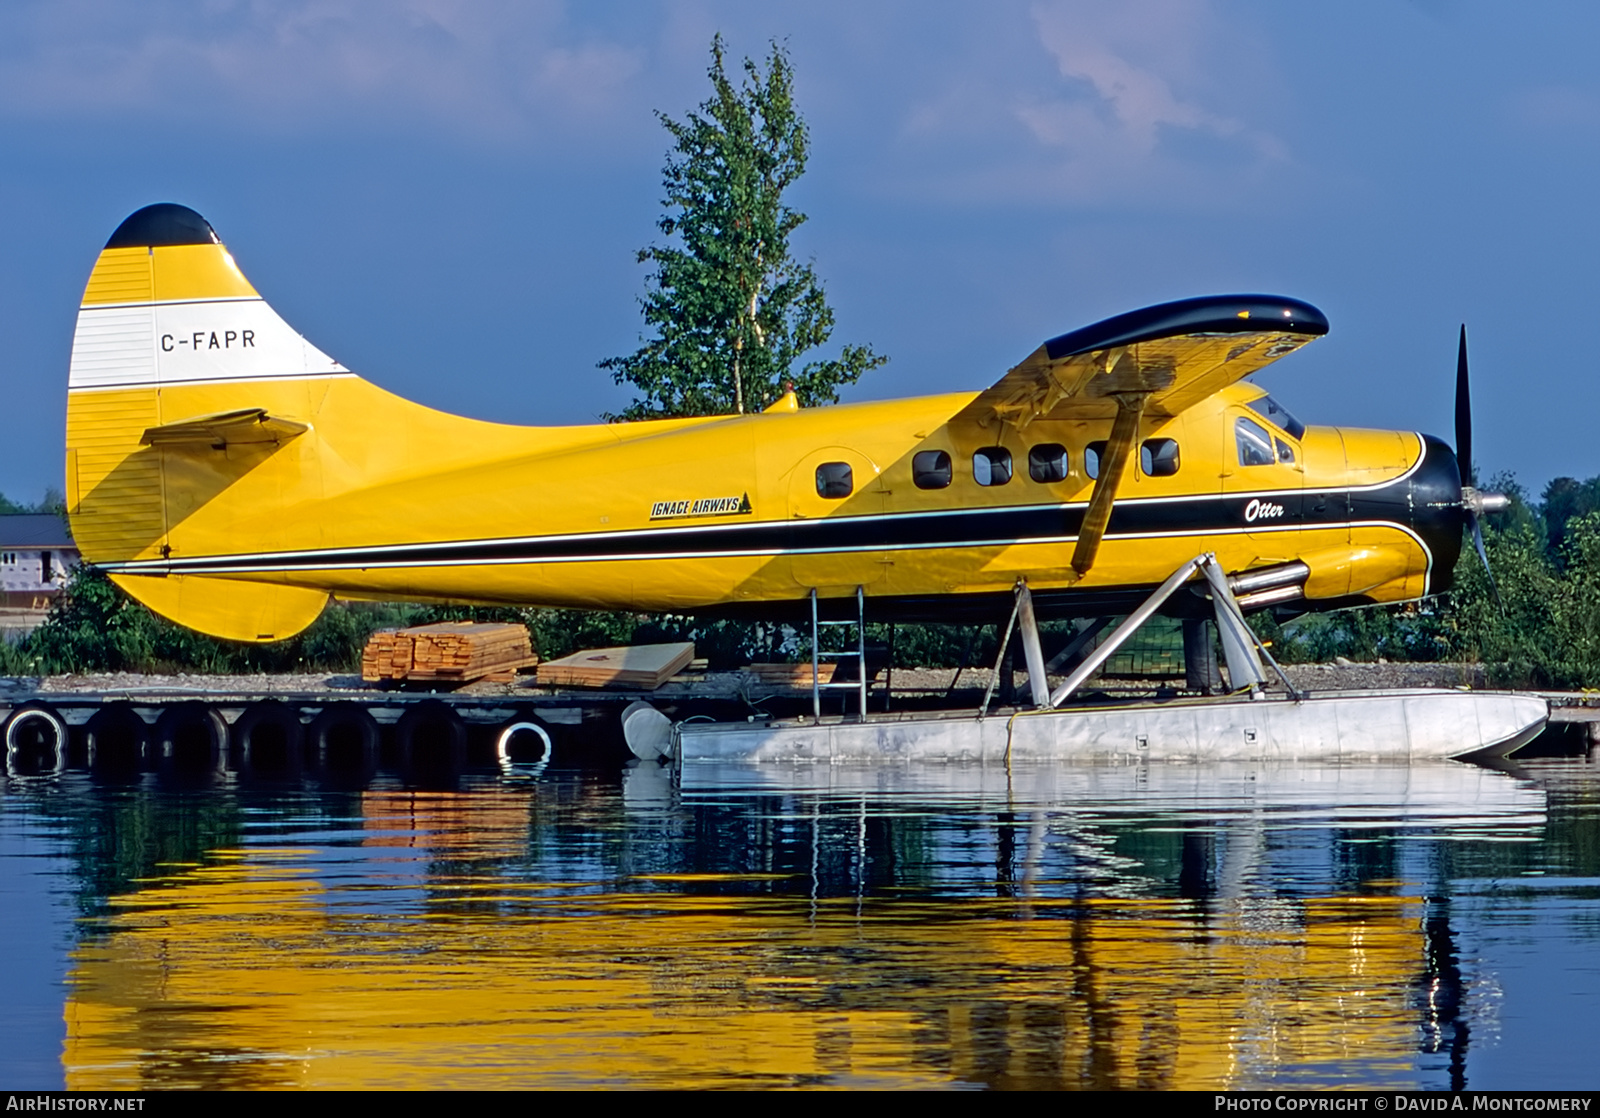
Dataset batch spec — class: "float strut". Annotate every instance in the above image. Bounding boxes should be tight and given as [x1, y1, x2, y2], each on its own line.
[1049, 554, 1210, 708]
[1015, 581, 1050, 709]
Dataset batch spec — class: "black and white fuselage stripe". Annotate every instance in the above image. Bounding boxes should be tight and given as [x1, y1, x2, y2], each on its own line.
[98, 439, 1452, 593]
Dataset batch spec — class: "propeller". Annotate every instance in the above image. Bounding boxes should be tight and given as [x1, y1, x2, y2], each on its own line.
[1455, 326, 1473, 490]
[1455, 325, 1508, 603]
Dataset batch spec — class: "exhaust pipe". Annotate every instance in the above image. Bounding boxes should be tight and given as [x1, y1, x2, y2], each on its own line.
[1234, 583, 1306, 611]
[1227, 561, 1309, 596]
[1225, 561, 1309, 611]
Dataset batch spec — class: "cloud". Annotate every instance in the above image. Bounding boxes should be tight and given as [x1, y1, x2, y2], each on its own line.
[1027, 37, 1238, 153]
[1504, 84, 1600, 135]
[884, 0, 1290, 209]
[0, 1, 1299, 207]
[1022, 0, 1287, 196]
[0, 0, 648, 141]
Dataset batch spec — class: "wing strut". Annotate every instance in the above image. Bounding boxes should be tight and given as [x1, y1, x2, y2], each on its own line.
[1071, 392, 1146, 576]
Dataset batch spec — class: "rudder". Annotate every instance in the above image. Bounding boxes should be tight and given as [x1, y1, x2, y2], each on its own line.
[67, 203, 347, 641]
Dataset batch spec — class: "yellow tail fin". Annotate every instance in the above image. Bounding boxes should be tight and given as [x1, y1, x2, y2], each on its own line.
[67, 203, 344, 641]
[68, 204, 719, 641]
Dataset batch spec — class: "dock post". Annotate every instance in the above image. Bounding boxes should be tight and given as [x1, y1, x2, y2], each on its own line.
[1183, 618, 1223, 695]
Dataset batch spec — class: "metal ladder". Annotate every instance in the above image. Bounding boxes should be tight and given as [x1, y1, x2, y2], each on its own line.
[810, 586, 869, 722]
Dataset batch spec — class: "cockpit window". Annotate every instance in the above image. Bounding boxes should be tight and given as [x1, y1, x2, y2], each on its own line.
[1236, 417, 1276, 467]
[1247, 395, 1305, 439]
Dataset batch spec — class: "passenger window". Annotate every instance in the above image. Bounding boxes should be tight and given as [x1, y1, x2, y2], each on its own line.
[1236, 417, 1276, 467]
[815, 461, 853, 498]
[1274, 437, 1295, 465]
[912, 450, 952, 489]
[1028, 444, 1069, 483]
[1141, 438, 1180, 477]
[973, 447, 1013, 486]
[1085, 441, 1106, 480]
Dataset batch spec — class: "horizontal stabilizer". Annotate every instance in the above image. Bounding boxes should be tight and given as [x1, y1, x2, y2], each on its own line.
[111, 573, 330, 642]
[140, 408, 310, 449]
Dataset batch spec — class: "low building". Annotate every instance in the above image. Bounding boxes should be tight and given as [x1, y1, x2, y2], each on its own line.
[0, 515, 78, 637]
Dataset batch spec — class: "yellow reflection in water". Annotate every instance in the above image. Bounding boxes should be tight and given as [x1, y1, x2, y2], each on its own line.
[64, 792, 1429, 1090]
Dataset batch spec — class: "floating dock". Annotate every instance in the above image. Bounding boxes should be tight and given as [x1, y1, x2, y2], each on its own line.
[0, 672, 1593, 781]
[0, 678, 668, 780]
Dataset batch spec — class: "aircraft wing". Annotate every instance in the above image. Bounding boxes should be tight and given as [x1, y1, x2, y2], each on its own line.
[955, 294, 1329, 432]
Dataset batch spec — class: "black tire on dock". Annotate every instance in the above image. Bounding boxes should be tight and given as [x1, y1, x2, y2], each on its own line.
[395, 700, 467, 783]
[232, 700, 306, 781]
[154, 703, 229, 780]
[307, 703, 380, 784]
[4, 703, 67, 777]
[495, 712, 553, 767]
[84, 703, 149, 778]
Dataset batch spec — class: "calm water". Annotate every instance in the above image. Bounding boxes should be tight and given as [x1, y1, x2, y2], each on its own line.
[1, 757, 1597, 1090]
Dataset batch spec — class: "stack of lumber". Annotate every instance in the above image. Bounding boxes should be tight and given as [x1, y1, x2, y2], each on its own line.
[362, 622, 537, 684]
[535, 642, 695, 690]
[745, 662, 836, 688]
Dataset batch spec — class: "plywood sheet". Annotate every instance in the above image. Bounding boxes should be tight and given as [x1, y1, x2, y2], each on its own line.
[535, 642, 696, 690]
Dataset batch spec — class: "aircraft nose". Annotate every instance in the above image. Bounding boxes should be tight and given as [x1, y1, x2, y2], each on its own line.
[1411, 434, 1466, 594]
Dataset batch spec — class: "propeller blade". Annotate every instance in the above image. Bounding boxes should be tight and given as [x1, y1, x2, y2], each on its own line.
[1455, 325, 1504, 610]
[1455, 324, 1473, 488]
[1470, 512, 1503, 611]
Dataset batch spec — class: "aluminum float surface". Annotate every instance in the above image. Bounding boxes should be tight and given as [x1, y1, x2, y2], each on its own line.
[672, 689, 1549, 764]
[671, 760, 1548, 835]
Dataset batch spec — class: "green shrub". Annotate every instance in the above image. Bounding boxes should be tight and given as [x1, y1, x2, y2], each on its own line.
[0, 566, 415, 676]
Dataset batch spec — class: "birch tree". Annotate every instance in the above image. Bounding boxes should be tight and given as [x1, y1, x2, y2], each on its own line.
[601, 36, 885, 419]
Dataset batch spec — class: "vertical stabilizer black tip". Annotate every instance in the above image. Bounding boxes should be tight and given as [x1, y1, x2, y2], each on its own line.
[104, 203, 219, 249]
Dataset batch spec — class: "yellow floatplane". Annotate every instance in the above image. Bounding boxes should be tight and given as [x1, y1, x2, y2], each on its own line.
[63, 204, 1543, 761]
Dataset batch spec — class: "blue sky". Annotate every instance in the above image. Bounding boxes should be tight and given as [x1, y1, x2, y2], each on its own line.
[1, 1, 1595, 504]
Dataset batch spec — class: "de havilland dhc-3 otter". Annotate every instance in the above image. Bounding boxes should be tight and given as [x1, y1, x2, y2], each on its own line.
[64, 203, 1506, 675]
